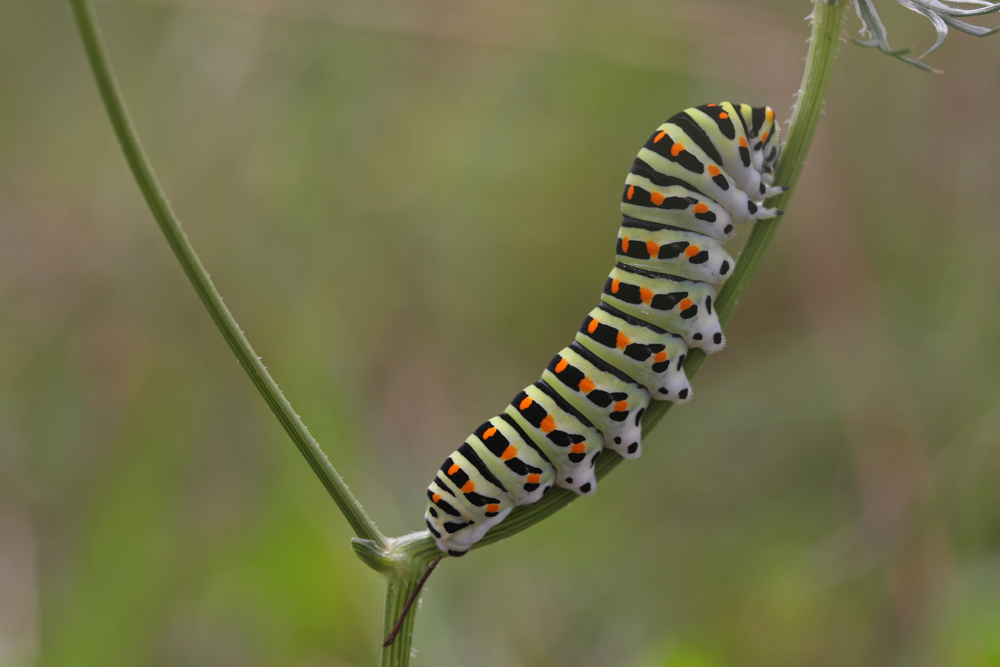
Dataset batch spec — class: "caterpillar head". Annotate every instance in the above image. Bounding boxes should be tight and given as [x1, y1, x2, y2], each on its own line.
[760, 107, 782, 175]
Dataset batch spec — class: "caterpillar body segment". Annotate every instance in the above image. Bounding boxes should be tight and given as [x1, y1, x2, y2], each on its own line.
[541, 343, 651, 458]
[471, 416, 555, 506]
[424, 102, 784, 556]
[426, 468, 508, 557]
[638, 147, 780, 226]
[621, 173, 736, 242]
[575, 305, 691, 402]
[681, 104, 784, 200]
[601, 264, 724, 353]
[616, 220, 734, 285]
[439, 444, 515, 518]
[505, 383, 603, 496]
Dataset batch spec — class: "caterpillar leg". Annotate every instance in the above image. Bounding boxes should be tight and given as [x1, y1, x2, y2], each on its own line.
[759, 183, 788, 199]
[746, 200, 783, 222]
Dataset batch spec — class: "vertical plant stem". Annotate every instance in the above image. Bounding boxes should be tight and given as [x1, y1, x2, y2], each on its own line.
[354, 536, 442, 667]
[380, 569, 425, 666]
[69, 0, 386, 547]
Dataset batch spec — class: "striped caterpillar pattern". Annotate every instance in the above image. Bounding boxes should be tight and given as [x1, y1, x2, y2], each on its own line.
[425, 102, 784, 556]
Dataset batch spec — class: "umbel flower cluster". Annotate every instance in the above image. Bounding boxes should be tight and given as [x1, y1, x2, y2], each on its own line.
[852, 0, 1000, 71]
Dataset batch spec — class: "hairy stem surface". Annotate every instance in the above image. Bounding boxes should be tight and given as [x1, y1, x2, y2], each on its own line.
[69, 0, 385, 547]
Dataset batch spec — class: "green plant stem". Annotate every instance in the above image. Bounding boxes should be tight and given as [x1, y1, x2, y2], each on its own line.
[371, 2, 849, 663]
[69, 0, 385, 548]
[353, 535, 442, 666]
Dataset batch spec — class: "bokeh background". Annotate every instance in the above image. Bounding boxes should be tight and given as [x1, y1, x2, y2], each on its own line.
[3, 1, 1000, 665]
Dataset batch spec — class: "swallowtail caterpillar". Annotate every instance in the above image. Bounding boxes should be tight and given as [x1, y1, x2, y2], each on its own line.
[384, 102, 784, 646]
[425, 102, 784, 555]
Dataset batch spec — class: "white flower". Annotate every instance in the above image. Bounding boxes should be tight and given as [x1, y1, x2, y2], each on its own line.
[852, 0, 1000, 71]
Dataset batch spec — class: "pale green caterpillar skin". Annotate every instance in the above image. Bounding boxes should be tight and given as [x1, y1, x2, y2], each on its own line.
[685, 102, 782, 196]
[621, 171, 736, 241]
[505, 382, 604, 496]
[541, 344, 651, 458]
[616, 221, 735, 285]
[601, 264, 724, 353]
[575, 305, 692, 402]
[425, 102, 784, 556]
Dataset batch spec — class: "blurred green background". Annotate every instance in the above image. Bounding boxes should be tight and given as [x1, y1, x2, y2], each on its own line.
[2, 1, 1000, 665]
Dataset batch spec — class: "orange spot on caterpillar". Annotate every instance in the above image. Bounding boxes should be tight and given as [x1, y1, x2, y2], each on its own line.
[526, 473, 540, 484]
[616, 331, 629, 349]
[614, 400, 628, 412]
[486, 503, 500, 513]
[653, 131, 666, 143]
[627, 184, 634, 200]
[654, 351, 668, 363]
[483, 426, 497, 439]
[684, 245, 700, 258]
[719, 112, 729, 119]
[461, 481, 475, 493]
[692, 203, 709, 214]
[679, 298, 693, 310]
[707, 165, 721, 177]
[649, 192, 665, 206]
[555, 358, 569, 373]
[579, 378, 596, 393]
[611, 278, 621, 294]
[646, 240, 659, 256]
[639, 287, 653, 304]
[587, 319, 599, 334]
[739, 137, 748, 148]
[540, 415, 556, 433]
[432, 493, 441, 503]
[448, 464, 460, 475]
[766, 108, 774, 122]
[707, 103, 717, 107]
[621, 236, 630, 252]
[760, 132, 769, 143]
[519, 396, 534, 410]
[670, 142, 685, 157]
[570, 443, 586, 454]
[501, 445, 518, 460]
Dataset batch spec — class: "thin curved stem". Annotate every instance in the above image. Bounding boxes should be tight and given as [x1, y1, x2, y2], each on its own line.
[69, 0, 386, 548]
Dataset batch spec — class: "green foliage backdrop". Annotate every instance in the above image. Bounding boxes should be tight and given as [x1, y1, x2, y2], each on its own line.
[2, 1, 999, 665]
